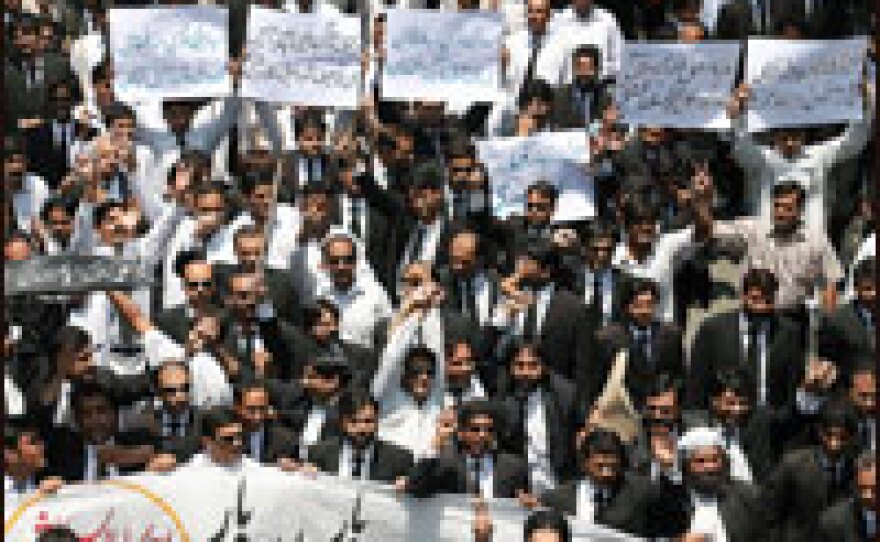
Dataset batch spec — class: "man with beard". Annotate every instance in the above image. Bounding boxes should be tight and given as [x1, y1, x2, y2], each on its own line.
[553, 45, 612, 130]
[763, 400, 861, 542]
[495, 339, 576, 495]
[818, 453, 876, 542]
[306, 388, 413, 482]
[539, 429, 688, 538]
[676, 427, 772, 541]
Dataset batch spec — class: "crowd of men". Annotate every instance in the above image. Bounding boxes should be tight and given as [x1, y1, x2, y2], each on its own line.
[4, 0, 877, 540]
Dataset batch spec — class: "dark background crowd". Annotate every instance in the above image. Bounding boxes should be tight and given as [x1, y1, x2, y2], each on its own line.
[3, 0, 877, 540]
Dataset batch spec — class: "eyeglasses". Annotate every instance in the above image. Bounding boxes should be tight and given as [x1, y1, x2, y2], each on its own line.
[214, 433, 243, 445]
[526, 202, 552, 210]
[160, 384, 190, 395]
[326, 254, 356, 265]
[185, 280, 213, 289]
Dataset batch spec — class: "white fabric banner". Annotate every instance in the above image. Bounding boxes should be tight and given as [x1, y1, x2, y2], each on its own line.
[241, 6, 362, 108]
[476, 131, 594, 221]
[615, 42, 741, 129]
[5, 464, 639, 541]
[108, 7, 232, 103]
[382, 9, 503, 105]
[746, 38, 866, 131]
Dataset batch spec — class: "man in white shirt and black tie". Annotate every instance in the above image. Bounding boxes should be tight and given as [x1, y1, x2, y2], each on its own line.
[231, 382, 298, 464]
[305, 389, 413, 483]
[4, 416, 63, 500]
[396, 160, 450, 290]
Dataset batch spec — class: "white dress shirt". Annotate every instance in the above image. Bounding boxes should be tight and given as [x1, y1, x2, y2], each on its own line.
[613, 227, 695, 322]
[4, 375, 24, 417]
[584, 268, 614, 324]
[315, 278, 393, 350]
[339, 442, 373, 480]
[575, 478, 607, 520]
[688, 493, 729, 542]
[525, 389, 556, 494]
[541, 6, 624, 81]
[740, 313, 769, 407]
[466, 454, 495, 499]
[300, 405, 328, 457]
[11, 173, 49, 233]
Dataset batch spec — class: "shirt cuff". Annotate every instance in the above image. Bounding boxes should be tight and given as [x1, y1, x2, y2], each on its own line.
[796, 388, 825, 414]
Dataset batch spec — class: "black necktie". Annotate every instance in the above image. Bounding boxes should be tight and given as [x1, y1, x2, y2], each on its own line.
[463, 279, 477, 321]
[411, 225, 427, 263]
[524, 297, 538, 340]
[633, 327, 650, 368]
[747, 323, 760, 370]
[470, 458, 482, 496]
[452, 191, 466, 220]
[351, 198, 363, 239]
[594, 489, 608, 520]
[592, 273, 602, 307]
[351, 446, 364, 479]
[524, 39, 540, 87]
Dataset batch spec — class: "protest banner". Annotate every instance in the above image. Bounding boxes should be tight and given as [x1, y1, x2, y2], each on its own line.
[615, 42, 740, 129]
[4, 256, 152, 296]
[240, 6, 361, 108]
[108, 7, 231, 103]
[382, 9, 503, 105]
[5, 466, 639, 541]
[746, 38, 866, 131]
[476, 131, 594, 221]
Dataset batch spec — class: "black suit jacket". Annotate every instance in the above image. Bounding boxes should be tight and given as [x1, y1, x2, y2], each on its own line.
[307, 437, 414, 483]
[552, 81, 610, 130]
[687, 310, 804, 411]
[569, 266, 629, 327]
[24, 119, 93, 189]
[763, 446, 856, 542]
[124, 406, 204, 463]
[335, 181, 398, 292]
[45, 427, 154, 482]
[681, 408, 786, 484]
[222, 316, 299, 382]
[818, 303, 874, 378]
[242, 422, 299, 463]
[685, 480, 774, 542]
[214, 265, 302, 326]
[818, 497, 872, 542]
[594, 320, 684, 407]
[279, 151, 333, 204]
[495, 373, 577, 483]
[540, 474, 690, 538]
[407, 451, 529, 499]
[154, 305, 196, 345]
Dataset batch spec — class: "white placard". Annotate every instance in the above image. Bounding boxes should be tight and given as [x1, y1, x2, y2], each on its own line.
[476, 131, 594, 221]
[108, 7, 231, 103]
[5, 466, 640, 541]
[615, 41, 741, 129]
[382, 9, 503, 105]
[746, 38, 866, 131]
[241, 6, 361, 108]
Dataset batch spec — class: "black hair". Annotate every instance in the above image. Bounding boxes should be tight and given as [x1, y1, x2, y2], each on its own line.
[445, 135, 476, 161]
[644, 373, 683, 402]
[585, 220, 616, 245]
[622, 193, 657, 227]
[200, 406, 239, 439]
[239, 169, 275, 195]
[294, 110, 327, 138]
[338, 388, 379, 420]
[173, 249, 210, 279]
[853, 257, 875, 285]
[40, 196, 78, 222]
[772, 181, 806, 208]
[620, 276, 659, 308]
[519, 239, 560, 272]
[71, 381, 115, 416]
[709, 367, 754, 401]
[741, 268, 778, 296]
[37, 527, 79, 542]
[300, 179, 336, 197]
[579, 428, 624, 462]
[526, 180, 559, 202]
[524, 510, 571, 542]
[4, 415, 40, 449]
[233, 380, 270, 405]
[55, 325, 93, 355]
[403, 346, 437, 377]
[572, 44, 601, 67]
[518, 79, 555, 109]
[457, 399, 498, 428]
[303, 298, 340, 329]
[817, 399, 859, 436]
[103, 102, 135, 125]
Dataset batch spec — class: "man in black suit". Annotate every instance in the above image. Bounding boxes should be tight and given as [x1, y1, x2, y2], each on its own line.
[540, 429, 689, 538]
[593, 278, 684, 407]
[4, 416, 63, 497]
[626, 374, 687, 483]
[676, 427, 773, 542]
[232, 381, 299, 464]
[214, 225, 301, 325]
[818, 452, 876, 542]
[155, 250, 217, 344]
[553, 45, 611, 130]
[493, 241, 593, 385]
[436, 226, 500, 331]
[688, 268, 805, 412]
[569, 220, 627, 328]
[125, 361, 203, 471]
[280, 111, 331, 203]
[819, 258, 875, 379]
[285, 354, 349, 457]
[443, 137, 493, 228]
[406, 400, 529, 499]
[46, 383, 155, 483]
[845, 356, 876, 455]
[394, 160, 452, 291]
[686, 367, 787, 484]
[714, 0, 775, 39]
[763, 400, 861, 542]
[221, 267, 298, 382]
[24, 78, 90, 189]
[495, 339, 576, 493]
[307, 389, 413, 483]
[500, 181, 558, 272]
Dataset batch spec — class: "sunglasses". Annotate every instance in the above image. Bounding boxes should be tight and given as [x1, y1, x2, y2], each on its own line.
[185, 280, 213, 289]
[160, 384, 190, 395]
[326, 254, 356, 265]
[215, 433, 243, 445]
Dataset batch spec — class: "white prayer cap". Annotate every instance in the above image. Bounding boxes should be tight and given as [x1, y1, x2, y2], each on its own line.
[677, 427, 725, 455]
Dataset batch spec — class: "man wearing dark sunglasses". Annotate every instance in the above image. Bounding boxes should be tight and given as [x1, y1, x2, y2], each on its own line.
[155, 249, 217, 344]
[187, 406, 256, 470]
[315, 233, 392, 351]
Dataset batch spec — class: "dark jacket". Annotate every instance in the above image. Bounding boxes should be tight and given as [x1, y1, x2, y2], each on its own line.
[307, 436, 414, 483]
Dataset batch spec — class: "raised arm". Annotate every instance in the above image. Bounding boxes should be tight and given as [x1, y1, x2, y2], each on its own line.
[371, 313, 422, 403]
